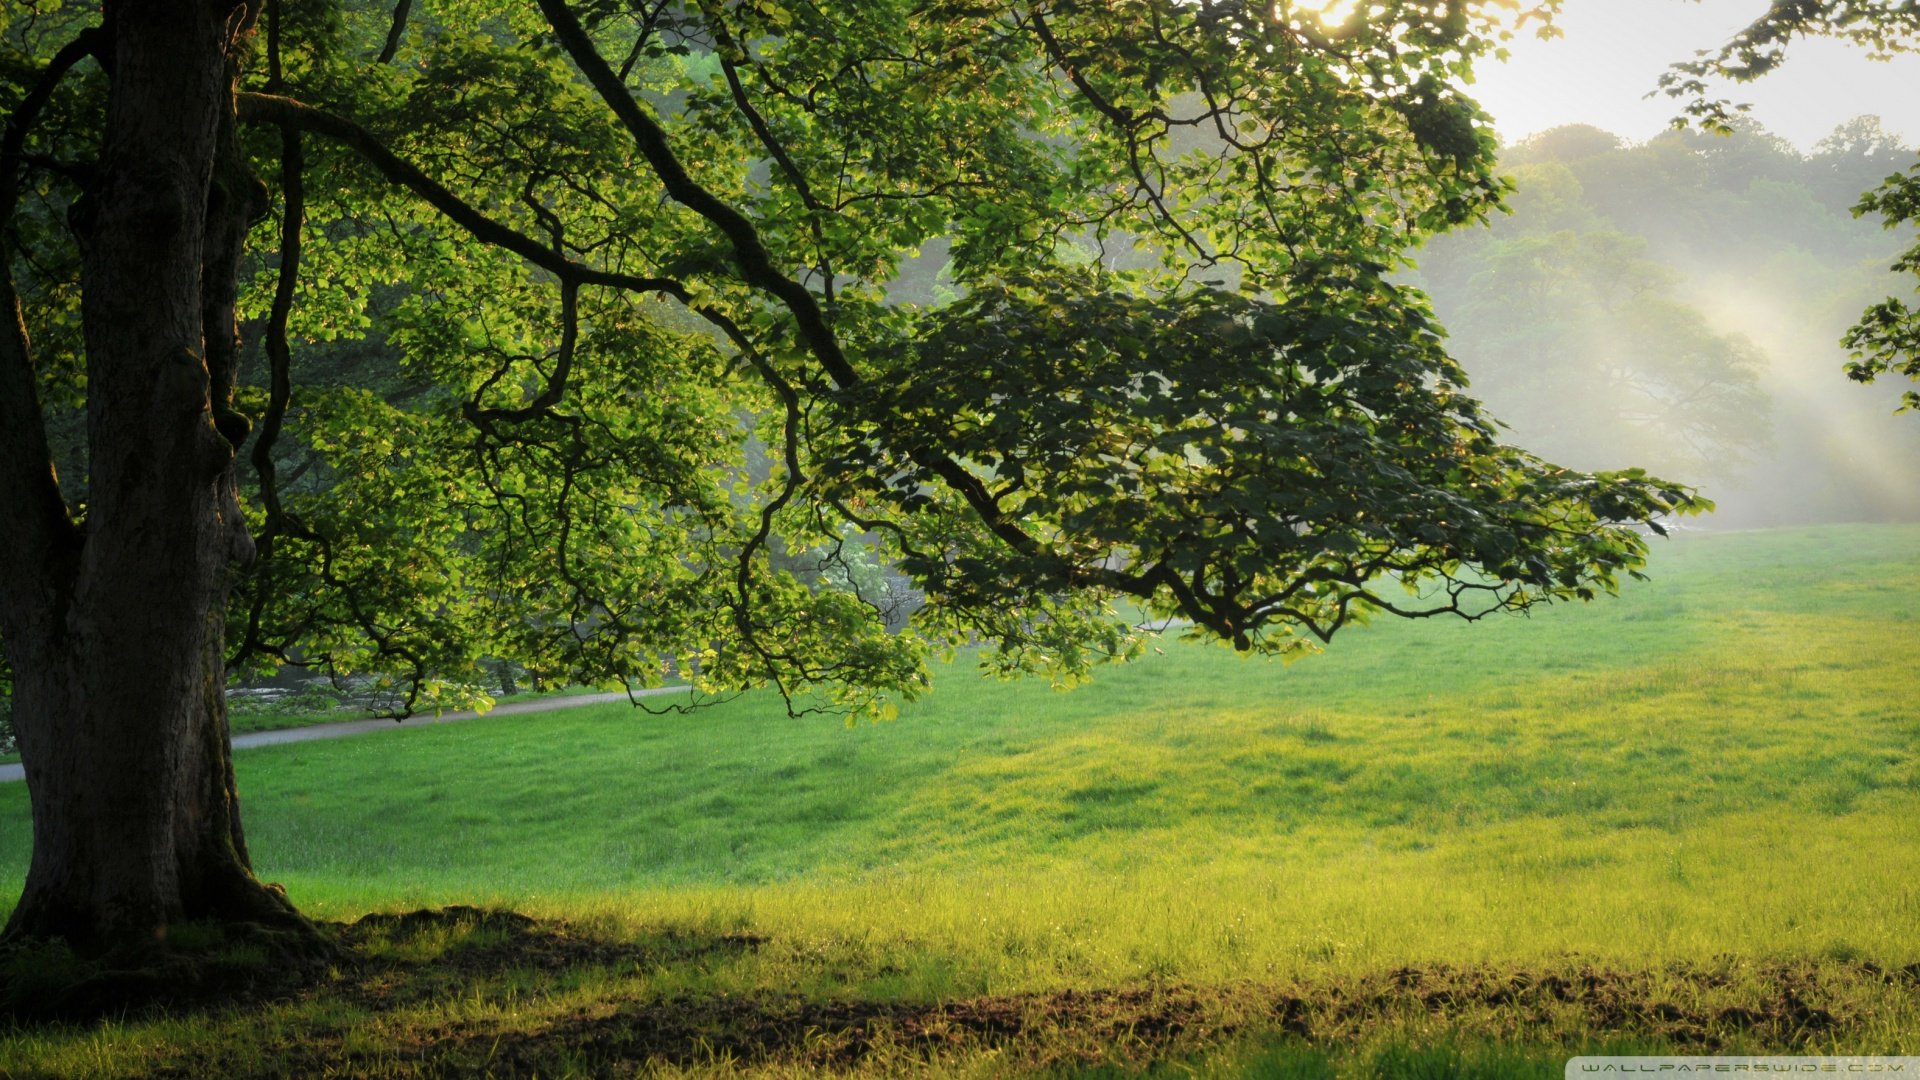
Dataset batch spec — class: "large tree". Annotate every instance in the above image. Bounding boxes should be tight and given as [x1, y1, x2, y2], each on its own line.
[0, 0, 1696, 953]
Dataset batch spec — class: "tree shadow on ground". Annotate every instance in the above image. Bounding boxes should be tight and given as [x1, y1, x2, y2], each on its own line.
[4, 907, 1915, 1078]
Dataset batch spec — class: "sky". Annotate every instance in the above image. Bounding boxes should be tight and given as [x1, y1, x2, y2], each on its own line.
[1465, 0, 1920, 150]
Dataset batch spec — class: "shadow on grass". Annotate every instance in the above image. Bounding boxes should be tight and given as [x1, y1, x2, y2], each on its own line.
[5, 907, 1917, 1078]
[332, 905, 768, 1009]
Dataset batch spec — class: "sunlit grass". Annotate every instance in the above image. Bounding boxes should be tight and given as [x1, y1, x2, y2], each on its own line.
[0, 524, 1915, 1075]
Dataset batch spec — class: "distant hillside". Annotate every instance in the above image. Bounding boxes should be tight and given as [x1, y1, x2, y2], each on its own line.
[1414, 120, 1920, 527]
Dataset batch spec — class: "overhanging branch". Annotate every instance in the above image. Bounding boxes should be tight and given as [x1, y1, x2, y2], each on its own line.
[234, 118, 306, 671]
[536, 0, 861, 387]
[376, 0, 412, 64]
[235, 92, 685, 298]
[537, 0, 1053, 563]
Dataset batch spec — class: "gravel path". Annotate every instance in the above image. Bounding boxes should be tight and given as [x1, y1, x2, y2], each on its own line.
[0, 686, 688, 785]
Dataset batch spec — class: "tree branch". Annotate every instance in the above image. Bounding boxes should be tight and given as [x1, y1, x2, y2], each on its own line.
[535, 0, 860, 387]
[236, 90, 815, 459]
[235, 120, 305, 670]
[1027, 8, 1213, 265]
[0, 28, 100, 617]
[235, 92, 685, 298]
[462, 278, 579, 431]
[537, 0, 1051, 561]
[376, 0, 413, 64]
[713, 40, 835, 302]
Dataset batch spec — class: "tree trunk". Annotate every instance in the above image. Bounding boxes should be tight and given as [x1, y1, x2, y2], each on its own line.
[1, 0, 303, 951]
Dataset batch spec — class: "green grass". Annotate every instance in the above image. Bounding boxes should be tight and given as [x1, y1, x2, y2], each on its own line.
[1, 524, 1916, 1076]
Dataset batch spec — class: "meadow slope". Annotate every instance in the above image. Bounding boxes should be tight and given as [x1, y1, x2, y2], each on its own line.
[1, 524, 1916, 1076]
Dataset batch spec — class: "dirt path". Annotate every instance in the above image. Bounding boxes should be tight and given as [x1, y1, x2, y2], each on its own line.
[0, 686, 687, 785]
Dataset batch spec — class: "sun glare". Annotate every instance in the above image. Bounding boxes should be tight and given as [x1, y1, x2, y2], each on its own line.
[1276, 0, 1363, 28]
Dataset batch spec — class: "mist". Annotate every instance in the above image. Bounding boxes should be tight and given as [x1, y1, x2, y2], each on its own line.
[1411, 119, 1920, 528]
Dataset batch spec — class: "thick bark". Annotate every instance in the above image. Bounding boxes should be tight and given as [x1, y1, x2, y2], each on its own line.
[2, 0, 303, 951]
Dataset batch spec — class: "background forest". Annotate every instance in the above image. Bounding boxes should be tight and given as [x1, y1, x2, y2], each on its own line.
[1417, 117, 1920, 526]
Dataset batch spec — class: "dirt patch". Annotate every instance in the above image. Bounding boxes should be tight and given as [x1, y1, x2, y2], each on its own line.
[20, 908, 1908, 1078]
[1313, 961, 1849, 1051]
[227, 982, 1228, 1079]
[236, 957, 1895, 1078]
[453, 984, 1218, 1073]
[311, 908, 1221, 1073]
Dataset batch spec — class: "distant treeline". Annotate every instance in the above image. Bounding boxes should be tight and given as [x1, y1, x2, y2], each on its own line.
[1414, 119, 1920, 527]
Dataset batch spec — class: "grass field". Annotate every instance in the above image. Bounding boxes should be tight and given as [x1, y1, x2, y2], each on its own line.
[1, 524, 1916, 1077]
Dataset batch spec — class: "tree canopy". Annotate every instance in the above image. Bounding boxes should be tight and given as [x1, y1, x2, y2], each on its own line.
[4, 0, 1698, 718]
[0, 0, 1713, 948]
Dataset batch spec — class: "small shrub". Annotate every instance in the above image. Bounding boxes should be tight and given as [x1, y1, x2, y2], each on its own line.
[227, 681, 347, 722]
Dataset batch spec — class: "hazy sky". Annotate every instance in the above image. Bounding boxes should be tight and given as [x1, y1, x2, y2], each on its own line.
[1468, 0, 1920, 150]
